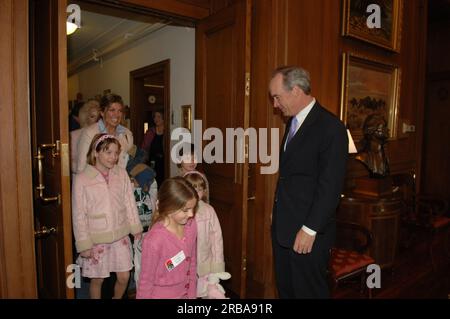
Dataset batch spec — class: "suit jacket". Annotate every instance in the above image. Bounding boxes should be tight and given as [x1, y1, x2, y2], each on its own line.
[273, 102, 348, 249]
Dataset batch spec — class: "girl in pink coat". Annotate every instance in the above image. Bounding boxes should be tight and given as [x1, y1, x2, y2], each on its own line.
[184, 171, 230, 298]
[137, 177, 198, 299]
[72, 134, 143, 299]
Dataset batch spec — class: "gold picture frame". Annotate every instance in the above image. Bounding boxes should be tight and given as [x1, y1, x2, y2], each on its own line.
[340, 52, 401, 142]
[342, 0, 403, 52]
[181, 105, 192, 131]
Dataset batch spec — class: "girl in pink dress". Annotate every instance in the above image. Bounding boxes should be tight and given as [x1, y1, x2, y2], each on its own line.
[137, 177, 198, 299]
[72, 133, 143, 299]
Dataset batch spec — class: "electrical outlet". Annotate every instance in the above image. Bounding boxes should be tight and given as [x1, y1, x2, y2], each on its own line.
[402, 123, 415, 133]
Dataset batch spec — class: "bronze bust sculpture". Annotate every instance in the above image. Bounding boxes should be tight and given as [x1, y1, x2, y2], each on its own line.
[355, 114, 390, 178]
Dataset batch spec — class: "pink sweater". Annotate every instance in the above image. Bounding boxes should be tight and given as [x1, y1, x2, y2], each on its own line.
[137, 219, 197, 299]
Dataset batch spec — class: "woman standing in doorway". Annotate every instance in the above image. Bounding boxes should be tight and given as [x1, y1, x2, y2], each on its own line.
[142, 110, 165, 188]
[76, 93, 133, 173]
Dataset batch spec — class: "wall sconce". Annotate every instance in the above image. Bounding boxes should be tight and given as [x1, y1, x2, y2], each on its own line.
[347, 129, 357, 154]
[66, 21, 78, 35]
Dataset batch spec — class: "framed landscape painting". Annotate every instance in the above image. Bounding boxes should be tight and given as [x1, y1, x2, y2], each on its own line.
[340, 53, 401, 141]
[342, 0, 403, 52]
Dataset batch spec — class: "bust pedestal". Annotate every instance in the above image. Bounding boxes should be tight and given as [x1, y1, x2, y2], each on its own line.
[337, 191, 401, 269]
[353, 176, 393, 197]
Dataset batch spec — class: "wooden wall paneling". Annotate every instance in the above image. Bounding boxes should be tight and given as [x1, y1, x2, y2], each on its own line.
[120, 0, 210, 19]
[421, 79, 450, 196]
[411, 0, 428, 194]
[421, 5, 450, 197]
[0, 0, 37, 298]
[209, 0, 234, 14]
[246, 0, 429, 298]
[286, 0, 341, 114]
[341, 0, 428, 180]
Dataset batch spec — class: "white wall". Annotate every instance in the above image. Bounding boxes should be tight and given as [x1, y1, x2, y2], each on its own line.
[67, 74, 79, 101]
[75, 25, 195, 176]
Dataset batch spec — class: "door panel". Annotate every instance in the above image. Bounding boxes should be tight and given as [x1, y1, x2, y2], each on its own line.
[196, 0, 251, 297]
[422, 79, 450, 197]
[0, 0, 37, 298]
[30, 0, 73, 298]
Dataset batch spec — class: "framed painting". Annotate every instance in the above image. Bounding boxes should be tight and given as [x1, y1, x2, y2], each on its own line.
[342, 0, 403, 52]
[181, 105, 192, 131]
[340, 53, 401, 142]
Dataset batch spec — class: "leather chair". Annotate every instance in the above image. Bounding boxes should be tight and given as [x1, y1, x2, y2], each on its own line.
[329, 220, 375, 298]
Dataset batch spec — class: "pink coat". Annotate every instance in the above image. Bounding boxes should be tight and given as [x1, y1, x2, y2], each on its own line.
[72, 165, 143, 253]
[196, 200, 225, 276]
[137, 219, 197, 299]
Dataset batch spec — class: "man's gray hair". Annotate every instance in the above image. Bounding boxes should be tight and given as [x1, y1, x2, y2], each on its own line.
[272, 66, 311, 95]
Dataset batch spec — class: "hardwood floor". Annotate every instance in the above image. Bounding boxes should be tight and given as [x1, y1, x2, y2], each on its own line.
[333, 228, 450, 299]
[120, 228, 449, 300]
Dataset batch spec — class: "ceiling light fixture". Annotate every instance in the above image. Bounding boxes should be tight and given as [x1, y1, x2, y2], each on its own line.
[66, 21, 78, 35]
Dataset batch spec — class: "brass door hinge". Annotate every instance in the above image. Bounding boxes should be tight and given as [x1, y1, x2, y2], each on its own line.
[245, 72, 250, 97]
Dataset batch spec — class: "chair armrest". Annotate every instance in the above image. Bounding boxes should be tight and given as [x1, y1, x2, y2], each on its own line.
[335, 220, 373, 254]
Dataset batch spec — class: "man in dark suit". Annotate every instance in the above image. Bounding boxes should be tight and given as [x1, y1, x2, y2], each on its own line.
[270, 66, 348, 298]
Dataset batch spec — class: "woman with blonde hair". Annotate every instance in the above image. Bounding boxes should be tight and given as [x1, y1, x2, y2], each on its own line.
[70, 99, 101, 174]
[76, 93, 133, 174]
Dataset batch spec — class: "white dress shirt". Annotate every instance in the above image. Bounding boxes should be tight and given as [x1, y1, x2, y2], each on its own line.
[284, 98, 317, 236]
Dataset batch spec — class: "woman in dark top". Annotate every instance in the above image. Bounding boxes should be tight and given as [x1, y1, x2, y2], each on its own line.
[142, 110, 165, 188]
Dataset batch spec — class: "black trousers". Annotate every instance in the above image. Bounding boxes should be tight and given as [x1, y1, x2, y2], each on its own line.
[272, 227, 330, 299]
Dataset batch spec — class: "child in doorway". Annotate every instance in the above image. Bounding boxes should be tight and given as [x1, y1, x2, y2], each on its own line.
[72, 133, 143, 299]
[136, 177, 198, 299]
[127, 145, 158, 229]
[183, 171, 230, 299]
[178, 143, 209, 203]
[126, 148, 158, 287]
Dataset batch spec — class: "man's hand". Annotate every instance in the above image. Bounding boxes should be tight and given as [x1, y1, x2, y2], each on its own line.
[293, 229, 316, 254]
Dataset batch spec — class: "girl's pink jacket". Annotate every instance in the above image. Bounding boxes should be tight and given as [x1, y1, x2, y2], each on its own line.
[72, 164, 143, 253]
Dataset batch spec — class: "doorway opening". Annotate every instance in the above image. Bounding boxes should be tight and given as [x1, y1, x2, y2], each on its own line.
[130, 59, 170, 185]
[67, 0, 195, 298]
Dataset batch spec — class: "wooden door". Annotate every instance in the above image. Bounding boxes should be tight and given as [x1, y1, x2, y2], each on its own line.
[196, 0, 251, 297]
[0, 0, 37, 298]
[30, 0, 73, 298]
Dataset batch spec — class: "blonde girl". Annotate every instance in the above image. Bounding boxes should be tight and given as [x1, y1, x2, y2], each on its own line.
[184, 171, 228, 298]
[72, 133, 143, 299]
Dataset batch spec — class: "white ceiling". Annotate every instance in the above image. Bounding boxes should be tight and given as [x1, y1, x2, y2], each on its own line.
[67, 10, 171, 75]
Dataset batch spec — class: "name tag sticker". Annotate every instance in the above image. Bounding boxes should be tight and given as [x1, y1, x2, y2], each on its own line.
[165, 250, 186, 271]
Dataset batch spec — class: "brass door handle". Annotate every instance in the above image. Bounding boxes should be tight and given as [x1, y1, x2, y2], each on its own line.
[247, 196, 256, 201]
[35, 141, 61, 204]
[34, 226, 57, 238]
